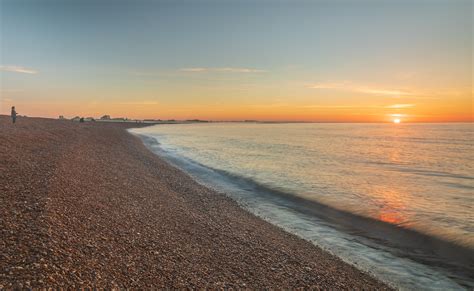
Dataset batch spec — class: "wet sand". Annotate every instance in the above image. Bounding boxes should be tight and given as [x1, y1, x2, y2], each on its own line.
[0, 116, 390, 288]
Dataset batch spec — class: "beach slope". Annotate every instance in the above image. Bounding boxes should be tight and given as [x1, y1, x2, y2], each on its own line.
[0, 116, 389, 288]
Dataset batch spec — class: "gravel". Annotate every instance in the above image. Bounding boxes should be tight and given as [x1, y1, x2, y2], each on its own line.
[0, 116, 391, 289]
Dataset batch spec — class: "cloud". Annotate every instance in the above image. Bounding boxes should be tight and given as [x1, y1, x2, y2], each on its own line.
[180, 67, 266, 73]
[0, 89, 24, 93]
[250, 103, 412, 111]
[309, 82, 346, 90]
[385, 104, 416, 109]
[309, 82, 413, 96]
[117, 101, 159, 105]
[301, 104, 379, 109]
[180, 68, 208, 72]
[249, 103, 291, 108]
[0, 65, 38, 74]
[357, 88, 413, 96]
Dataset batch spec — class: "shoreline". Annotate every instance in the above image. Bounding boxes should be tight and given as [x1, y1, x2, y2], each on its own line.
[131, 128, 474, 289]
[0, 116, 389, 288]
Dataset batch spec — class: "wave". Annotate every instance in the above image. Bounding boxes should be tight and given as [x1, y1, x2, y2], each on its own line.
[131, 131, 474, 288]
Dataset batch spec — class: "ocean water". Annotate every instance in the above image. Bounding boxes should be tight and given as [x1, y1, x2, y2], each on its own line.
[130, 123, 474, 289]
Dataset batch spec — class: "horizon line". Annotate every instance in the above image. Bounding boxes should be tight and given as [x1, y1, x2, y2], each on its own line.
[1, 114, 472, 124]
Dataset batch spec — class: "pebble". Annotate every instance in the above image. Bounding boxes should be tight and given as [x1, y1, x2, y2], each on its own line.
[0, 116, 390, 289]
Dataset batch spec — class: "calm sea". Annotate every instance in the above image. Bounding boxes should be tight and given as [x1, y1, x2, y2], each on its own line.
[130, 123, 473, 289]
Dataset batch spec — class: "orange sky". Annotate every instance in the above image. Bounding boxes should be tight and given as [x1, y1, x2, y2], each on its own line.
[1, 77, 471, 122]
[0, 1, 472, 122]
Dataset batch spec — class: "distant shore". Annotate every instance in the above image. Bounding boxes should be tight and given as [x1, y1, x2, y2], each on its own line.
[0, 116, 389, 288]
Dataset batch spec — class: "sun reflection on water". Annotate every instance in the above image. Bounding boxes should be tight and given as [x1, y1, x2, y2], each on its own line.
[372, 187, 409, 226]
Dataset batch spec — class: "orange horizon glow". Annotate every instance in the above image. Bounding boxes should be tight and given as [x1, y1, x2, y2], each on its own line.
[1, 74, 472, 123]
[1, 90, 472, 123]
[1, 0, 471, 124]
[0, 102, 472, 123]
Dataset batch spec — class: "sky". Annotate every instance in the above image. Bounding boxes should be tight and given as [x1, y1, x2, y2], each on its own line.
[0, 0, 472, 122]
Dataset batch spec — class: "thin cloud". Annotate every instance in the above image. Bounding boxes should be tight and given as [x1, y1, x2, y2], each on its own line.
[0, 65, 38, 74]
[309, 82, 413, 96]
[0, 89, 24, 93]
[385, 104, 416, 109]
[251, 104, 406, 110]
[180, 68, 208, 72]
[215, 67, 266, 73]
[390, 113, 406, 117]
[180, 67, 266, 73]
[249, 103, 290, 108]
[117, 101, 159, 105]
[309, 82, 346, 90]
[358, 88, 413, 96]
[301, 104, 379, 109]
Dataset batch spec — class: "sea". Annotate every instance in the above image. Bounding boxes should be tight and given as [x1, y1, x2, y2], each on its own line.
[129, 123, 474, 290]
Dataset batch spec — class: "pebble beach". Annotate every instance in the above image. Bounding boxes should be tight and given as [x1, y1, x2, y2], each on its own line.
[0, 116, 390, 289]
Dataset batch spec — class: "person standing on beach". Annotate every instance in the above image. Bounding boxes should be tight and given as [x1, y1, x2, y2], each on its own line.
[11, 106, 17, 124]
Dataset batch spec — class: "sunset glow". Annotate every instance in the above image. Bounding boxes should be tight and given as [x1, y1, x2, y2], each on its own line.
[0, 0, 472, 122]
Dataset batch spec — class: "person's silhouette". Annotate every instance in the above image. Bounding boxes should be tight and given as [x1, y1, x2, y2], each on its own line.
[11, 106, 17, 124]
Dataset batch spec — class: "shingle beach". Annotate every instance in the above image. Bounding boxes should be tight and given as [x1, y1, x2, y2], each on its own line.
[0, 116, 390, 289]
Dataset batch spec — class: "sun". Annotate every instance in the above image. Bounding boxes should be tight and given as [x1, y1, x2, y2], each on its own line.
[393, 119, 401, 124]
